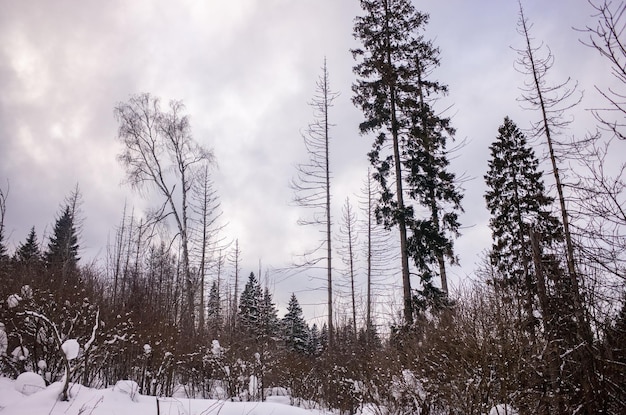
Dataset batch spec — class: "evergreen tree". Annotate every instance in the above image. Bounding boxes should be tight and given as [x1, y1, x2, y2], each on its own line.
[353, 0, 462, 321]
[319, 322, 329, 351]
[237, 272, 262, 337]
[308, 323, 322, 355]
[282, 293, 309, 354]
[15, 226, 41, 263]
[13, 226, 43, 287]
[45, 205, 80, 287]
[207, 280, 222, 336]
[484, 117, 561, 328]
[259, 287, 280, 339]
[0, 226, 7, 263]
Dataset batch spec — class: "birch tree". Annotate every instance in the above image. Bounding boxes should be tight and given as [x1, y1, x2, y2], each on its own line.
[114, 93, 214, 339]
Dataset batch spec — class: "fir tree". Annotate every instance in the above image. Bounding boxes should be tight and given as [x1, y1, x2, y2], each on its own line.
[484, 117, 562, 328]
[282, 293, 309, 354]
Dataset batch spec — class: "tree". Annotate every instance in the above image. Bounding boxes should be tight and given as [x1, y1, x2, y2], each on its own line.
[191, 163, 225, 336]
[568, 0, 626, 287]
[291, 60, 339, 345]
[237, 272, 262, 338]
[114, 93, 215, 339]
[515, 4, 598, 410]
[207, 280, 222, 337]
[0, 183, 9, 261]
[14, 227, 43, 287]
[581, 0, 626, 140]
[484, 117, 562, 331]
[282, 293, 309, 354]
[515, 3, 582, 298]
[45, 204, 80, 288]
[337, 197, 359, 335]
[259, 287, 280, 340]
[15, 227, 41, 263]
[353, 0, 462, 322]
[358, 169, 398, 341]
[228, 240, 242, 337]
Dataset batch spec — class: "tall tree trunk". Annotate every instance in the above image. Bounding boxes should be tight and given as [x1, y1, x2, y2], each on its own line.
[383, 0, 413, 326]
[322, 59, 334, 347]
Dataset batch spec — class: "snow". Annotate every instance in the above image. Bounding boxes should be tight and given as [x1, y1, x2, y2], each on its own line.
[6, 294, 22, 309]
[14, 372, 46, 396]
[0, 376, 326, 415]
[11, 346, 29, 361]
[61, 339, 80, 360]
[489, 403, 519, 415]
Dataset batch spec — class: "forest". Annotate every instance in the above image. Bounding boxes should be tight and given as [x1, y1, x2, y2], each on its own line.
[0, 1, 625, 414]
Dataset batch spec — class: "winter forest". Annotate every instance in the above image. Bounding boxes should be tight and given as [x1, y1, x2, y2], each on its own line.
[0, 0, 625, 414]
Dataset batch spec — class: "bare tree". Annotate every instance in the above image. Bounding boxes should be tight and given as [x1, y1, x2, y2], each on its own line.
[515, 3, 599, 410]
[114, 93, 214, 338]
[581, 0, 626, 140]
[515, 3, 582, 285]
[0, 181, 8, 261]
[358, 169, 400, 336]
[190, 162, 226, 335]
[291, 59, 339, 345]
[337, 197, 359, 336]
[227, 239, 242, 337]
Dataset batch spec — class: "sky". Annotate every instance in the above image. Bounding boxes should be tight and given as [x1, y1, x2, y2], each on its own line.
[0, 0, 620, 323]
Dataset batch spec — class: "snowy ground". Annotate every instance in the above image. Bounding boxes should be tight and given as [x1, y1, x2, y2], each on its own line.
[0, 375, 519, 415]
[0, 376, 328, 415]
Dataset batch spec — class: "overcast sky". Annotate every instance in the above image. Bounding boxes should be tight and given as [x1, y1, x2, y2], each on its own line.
[0, 0, 618, 323]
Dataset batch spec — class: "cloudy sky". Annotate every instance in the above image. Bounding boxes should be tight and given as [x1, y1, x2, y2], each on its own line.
[0, 0, 618, 322]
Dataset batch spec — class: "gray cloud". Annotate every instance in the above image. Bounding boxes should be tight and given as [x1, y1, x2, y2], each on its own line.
[0, 0, 618, 321]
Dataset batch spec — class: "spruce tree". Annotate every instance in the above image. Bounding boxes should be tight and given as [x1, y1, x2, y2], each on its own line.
[45, 205, 80, 287]
[259, 287, 280, 339]
[237, 272, 262, 337]
[14, 227, 42, 287]
[353, 0, 462, 321]
[308, 323, 322, 355]
[207, 280, 222, 336]
[15, 227, 41, 263]
[484, 117, 562, 328]
[282, 293, 309, 354]
[0, 227, 7, 262]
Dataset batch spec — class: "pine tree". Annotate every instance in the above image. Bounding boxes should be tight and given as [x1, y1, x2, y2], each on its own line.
[282, 293, 309, 354]
[484, 117, 562, 329]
